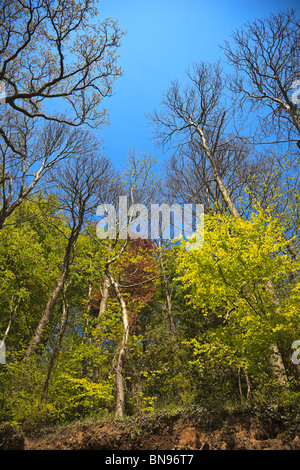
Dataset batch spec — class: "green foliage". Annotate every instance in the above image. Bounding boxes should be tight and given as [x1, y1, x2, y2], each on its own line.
[0, 185, 299, 430]
[175, 206, 300, 397]
[0, 195, 65, 352]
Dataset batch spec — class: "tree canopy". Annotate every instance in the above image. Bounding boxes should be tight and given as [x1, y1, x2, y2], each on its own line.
[0, 5, 299, 428]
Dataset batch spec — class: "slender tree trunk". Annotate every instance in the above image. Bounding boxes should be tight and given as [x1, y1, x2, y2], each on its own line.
[238, 366, 251, 402]
[269, 344, 289, 386]
[23, 230, 78, 361]
[40, 284, 69, 402]
[106, 266, 129, 419]
[98, 241, 112, 321]
[191, 119, 241, 218]
[80, 279, 93, 378]
[115, 336, 127, 419]
[83, 280, 93, 340]
[245, 370, 251, 399]
[98, 276, 110, 318]
[2, 297, 20, 343]
[238, 367, 243, 401]
[90, 275, 111, 381]
[266, 279, 289, 387]
[158, 242, 177, 336]
[287, 241, 300, 262]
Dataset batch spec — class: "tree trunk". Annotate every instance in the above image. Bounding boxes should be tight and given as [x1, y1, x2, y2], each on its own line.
[158, 242, 177, 336]
[238, 366, 243, 401]
[83, 280, 93, 340]
[89, 275, 111, 381]
[106, 266, 129, 419]
[2, 297, 20, 343]
[115, 298, 129, 418]
[23, 231, 77, 361]
[192, 120, 241, 218]
[265, 279, 289, 387]
[115, 342, 127, 419]
[245, 370, 251, 399]
[269, 343, 289, 387]
[98, 276, 110, 318]
[40, 284, 69, 402]
[238, 366, 251, 402]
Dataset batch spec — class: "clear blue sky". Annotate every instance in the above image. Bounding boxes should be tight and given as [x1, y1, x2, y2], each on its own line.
[96, 0, 300, 171]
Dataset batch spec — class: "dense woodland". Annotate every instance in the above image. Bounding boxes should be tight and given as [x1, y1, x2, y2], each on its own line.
[0, 2, 300, 429]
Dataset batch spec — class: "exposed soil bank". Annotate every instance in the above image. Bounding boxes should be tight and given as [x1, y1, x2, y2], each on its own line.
[2, 407, 300, 450]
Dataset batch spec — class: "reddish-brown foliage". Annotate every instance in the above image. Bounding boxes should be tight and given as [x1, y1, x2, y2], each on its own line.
[117, 238, 159, 334]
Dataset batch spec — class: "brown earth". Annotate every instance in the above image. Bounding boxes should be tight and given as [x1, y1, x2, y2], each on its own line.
[23, 423, 298, 451]
[2, 407, 300, 450]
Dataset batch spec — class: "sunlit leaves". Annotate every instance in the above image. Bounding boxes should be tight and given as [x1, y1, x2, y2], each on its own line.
[176, 206, 300, 380]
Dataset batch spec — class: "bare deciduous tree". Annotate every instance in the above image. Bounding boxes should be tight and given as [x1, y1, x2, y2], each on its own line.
[222, 8, 300, 151]
[222, 8, 300, 260]
[0, 115, 94, 229]
[0, 0, 124, 129]
[0, 0, 124, 227]
[162, 138, 273, 216]
[148, 61, 253, 218]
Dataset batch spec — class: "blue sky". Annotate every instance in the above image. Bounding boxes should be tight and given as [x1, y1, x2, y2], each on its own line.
[96, 0, 300, 171]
